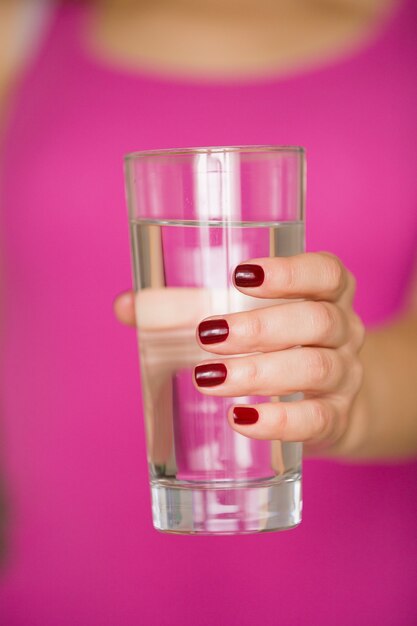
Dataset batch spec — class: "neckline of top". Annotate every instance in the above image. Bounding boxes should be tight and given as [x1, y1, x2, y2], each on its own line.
[71, 0, 408, 88]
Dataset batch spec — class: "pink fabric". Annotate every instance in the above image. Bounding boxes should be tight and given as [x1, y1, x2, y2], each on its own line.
[1, 1, 417, 624]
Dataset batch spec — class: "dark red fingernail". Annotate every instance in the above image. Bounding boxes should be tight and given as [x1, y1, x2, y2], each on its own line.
[195, 363, 227, 387]
[233, 407, 259, 425]
[234, 264, 265, 288]
[198, 319, 229, 345]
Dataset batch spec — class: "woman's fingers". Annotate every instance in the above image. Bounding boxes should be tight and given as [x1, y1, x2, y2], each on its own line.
[193, 347, 345, 397]
[227, 399, 337, 443]
[115, 253, 353, 325]
[234, 252, 350, 302]
[197, 300, 348, 354]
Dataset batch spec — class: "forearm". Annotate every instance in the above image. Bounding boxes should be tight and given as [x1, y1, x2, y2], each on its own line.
[350, 311, 417, 460]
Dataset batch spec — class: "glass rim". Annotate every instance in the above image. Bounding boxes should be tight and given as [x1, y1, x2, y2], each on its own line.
[124, 144, 305, 162]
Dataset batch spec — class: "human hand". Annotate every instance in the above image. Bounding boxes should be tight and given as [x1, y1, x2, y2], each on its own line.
[193, 253, 366, 457]
[113, 288, 213, 465]
[114, 252, 366, 459]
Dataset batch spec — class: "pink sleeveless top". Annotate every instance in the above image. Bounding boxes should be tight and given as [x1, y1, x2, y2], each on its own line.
[1, 1, 417, 624]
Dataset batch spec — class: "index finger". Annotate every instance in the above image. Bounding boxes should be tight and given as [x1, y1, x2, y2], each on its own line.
[234, 252, 349, 302]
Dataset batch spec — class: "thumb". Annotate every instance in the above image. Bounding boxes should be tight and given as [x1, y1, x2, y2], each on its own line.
[113, 290, 136, 326]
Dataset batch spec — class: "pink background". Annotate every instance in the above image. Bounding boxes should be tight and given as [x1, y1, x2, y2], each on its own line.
[1, 1, 417, 624]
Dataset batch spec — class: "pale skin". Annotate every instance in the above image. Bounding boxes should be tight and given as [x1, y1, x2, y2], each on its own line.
[2, 0, 417, 460]
[117, 252, 417, 461]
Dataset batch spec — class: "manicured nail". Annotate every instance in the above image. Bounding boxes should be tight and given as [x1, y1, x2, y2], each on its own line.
[234, 264, 265, 288]
[195, 363, 227, 387]
[233, 407, 259, 425]
[198, 319, 229, 345]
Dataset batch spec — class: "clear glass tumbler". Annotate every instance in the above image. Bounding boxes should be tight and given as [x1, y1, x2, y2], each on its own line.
[124, 145, 305, 535]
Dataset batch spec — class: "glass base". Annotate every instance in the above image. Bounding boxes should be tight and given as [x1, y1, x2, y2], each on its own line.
[151, 475, 302, 535]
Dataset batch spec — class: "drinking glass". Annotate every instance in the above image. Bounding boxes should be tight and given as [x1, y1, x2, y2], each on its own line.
[124, 145, 305, 534]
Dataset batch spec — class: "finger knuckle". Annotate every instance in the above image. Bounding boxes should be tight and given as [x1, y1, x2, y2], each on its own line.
[246, 358, 261, 388]
[309, 400, 330, 438]
[351, 313, 366, 348]
[281, 258, 297, 291]
[276, 403, 289, 433]
[245, 313, 264, 348]
[306, 349, 334, 387]
[325, 254, 345, 293]
[310, 301, 339, 341]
